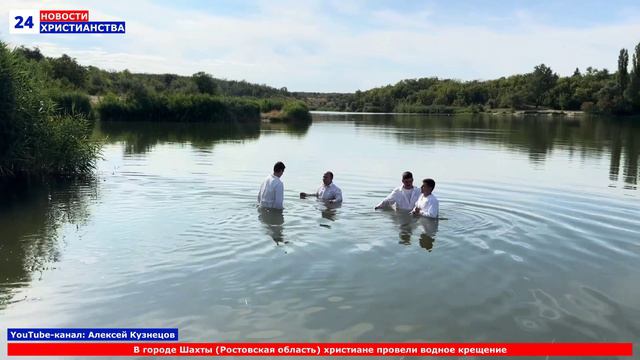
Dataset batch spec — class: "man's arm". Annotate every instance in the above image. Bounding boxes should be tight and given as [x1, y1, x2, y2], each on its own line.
[274, 182, 284, 209]
[421, 199, 439, 218]
[331, 187, 343, 203]
[258, 181, 265, 203]
[300, 191, 319, 199]
[375, 189, 397, 209]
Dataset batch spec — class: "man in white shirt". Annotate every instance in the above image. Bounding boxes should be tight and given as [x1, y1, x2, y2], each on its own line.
[412, 178, 439, 218]
[300, 171, 343, 203]
[258, 161, 286, 209]
[374, 171, 421, 212]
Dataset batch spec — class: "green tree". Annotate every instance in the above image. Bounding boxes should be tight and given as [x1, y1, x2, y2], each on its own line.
[624, 42, 640, 109]
[528, 64, 558, 107]
[14, 46, 44, 62]
[572, 67, 581, 77]
[192, 72, 218, 95]
[49, 54, 87, 88]
[618, 48, 629, 96]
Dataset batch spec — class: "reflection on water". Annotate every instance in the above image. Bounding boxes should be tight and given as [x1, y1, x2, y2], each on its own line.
[389, 212, 439, 248]
[258, 207, 285, 245]
[1, 114, 639, 347]
[95, 121, 262, 154]
[261, 118, 312, 137]
[320, 203, 340, 222]
[319, 113, 640, 188]
[418, 218, 438, 252]
[0, 179, 96, 309]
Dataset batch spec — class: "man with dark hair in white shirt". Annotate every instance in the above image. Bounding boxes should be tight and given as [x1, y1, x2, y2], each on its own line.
[258, 161, 285, 209]
[300, 171, 343, 203]
[412, 178, 439, 218]
[374, 171, 421, 212]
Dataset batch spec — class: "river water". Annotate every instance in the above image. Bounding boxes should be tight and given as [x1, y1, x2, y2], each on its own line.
[1, 113, 639, 357]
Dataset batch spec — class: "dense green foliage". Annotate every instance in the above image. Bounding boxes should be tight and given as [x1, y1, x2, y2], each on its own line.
[97, 93, 260, 122]
[12, 45, 290, 99]
[299, 43, 640, 116]
[8, 43, 309, 124]
[258, 98, 285, 112]
[0, 43, 100, 178]
[281, 101, 312, 122]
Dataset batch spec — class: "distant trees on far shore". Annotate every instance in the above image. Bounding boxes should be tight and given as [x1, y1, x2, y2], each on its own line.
[299, 42, 640, 116]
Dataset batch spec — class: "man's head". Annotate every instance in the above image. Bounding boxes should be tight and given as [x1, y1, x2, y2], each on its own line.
[322, 171, 334, 186]
[273, 161, 285, 177]
[401, 171, 414, 189]
[421, 178, 435, 195]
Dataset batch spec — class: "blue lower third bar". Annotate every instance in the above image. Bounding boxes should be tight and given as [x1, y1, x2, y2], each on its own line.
[7, 328, 178, 341]
[40, 22, 126, 34]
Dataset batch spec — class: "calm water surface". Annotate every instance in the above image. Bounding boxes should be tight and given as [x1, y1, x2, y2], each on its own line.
[1, 113, 639, 357]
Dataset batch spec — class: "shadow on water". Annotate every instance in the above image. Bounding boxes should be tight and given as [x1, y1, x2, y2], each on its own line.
[315, 113, 640, 188]
[94, 121, 261, 154]
[0, 179, 96, 309]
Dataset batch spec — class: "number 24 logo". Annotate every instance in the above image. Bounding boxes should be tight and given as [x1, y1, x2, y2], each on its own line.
[14, 16, 34, 29]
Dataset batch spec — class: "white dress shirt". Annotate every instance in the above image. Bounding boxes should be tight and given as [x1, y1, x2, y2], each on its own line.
[317, 182, 343, 202]
[376, 185, 421, 211]
[415, 193, 439, 218]
[258, 174, 284, 209]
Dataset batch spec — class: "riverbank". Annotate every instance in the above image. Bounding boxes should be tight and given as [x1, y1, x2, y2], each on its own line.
[310, 109, 586, 117]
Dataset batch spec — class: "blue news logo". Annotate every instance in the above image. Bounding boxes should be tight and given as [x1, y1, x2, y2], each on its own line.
[10, 10, 125, 34]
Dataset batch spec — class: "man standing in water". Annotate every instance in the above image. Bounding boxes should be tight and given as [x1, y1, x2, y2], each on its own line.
[374, 171, 421, 212]
[258, 161, 286, 209]
[412, 178, 439, 218]
[300, 171, 343, 203]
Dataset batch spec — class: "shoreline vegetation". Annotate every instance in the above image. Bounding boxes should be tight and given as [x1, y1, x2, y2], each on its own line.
[2, 39, 639, 179]
[0, 42, 100, 179]
[0, 41, 311, 179]
[296, 43, 640, 117]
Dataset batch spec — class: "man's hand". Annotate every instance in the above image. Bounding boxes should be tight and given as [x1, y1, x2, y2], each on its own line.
[300, 192, 307, 199]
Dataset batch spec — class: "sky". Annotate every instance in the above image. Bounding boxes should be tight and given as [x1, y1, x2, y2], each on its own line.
[2, 0, 640, 92]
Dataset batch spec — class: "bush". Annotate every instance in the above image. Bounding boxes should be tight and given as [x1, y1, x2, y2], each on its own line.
[281, 101, 312, 122]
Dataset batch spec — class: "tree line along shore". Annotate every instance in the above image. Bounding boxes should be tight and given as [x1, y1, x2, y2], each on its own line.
[299, 43, 640, 116]
[2, 40, 640, 179]
[0, 41, 310, 179]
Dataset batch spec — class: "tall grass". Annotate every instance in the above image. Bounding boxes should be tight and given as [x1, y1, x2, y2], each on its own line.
[97, 92, 261, 122]
[49, 91, 93, 119]
[258, 98, 285, 112]
[0, 42, 100, 178]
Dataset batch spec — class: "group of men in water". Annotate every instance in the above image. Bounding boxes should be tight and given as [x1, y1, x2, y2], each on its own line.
[258, 161, 439, 218]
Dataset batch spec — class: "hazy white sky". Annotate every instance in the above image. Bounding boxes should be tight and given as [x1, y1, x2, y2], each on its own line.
[2, 0, 640, 92]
